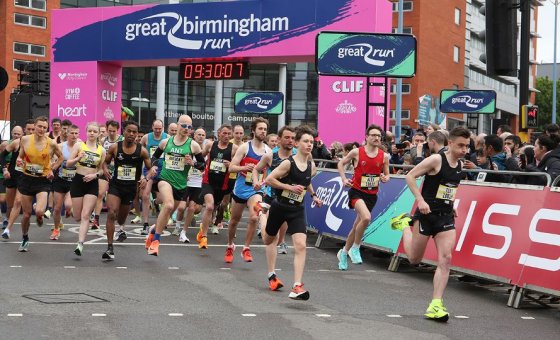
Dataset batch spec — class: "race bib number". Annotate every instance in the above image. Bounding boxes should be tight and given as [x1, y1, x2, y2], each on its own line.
[26, 164, 44, 175]
[360, 174, 379, 189]
[165, 153, 185, 171]
[281, 188, 305, 203]
[210, 160, 227, 173]
[190, 167, 202, 176]
[80, 151, 100, 168]
[436, 184, 458, 201]
[229, 172, 237, 179]
[61, 167, 76, 180]
[117, 165, 136, 181]
[245, 171, 263, 185]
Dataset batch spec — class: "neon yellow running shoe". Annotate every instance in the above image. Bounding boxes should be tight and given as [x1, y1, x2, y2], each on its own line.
[424, 299, 449, 322]
[391, 213, 412, 231]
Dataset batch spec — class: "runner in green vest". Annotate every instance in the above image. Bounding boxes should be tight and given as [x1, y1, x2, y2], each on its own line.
[145, 114, 205, 256]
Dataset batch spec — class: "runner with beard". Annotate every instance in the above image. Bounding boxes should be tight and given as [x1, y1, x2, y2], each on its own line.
[0, 126, 24, 239]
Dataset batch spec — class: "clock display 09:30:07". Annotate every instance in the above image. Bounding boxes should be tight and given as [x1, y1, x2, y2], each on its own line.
[180, 61, 249, 80]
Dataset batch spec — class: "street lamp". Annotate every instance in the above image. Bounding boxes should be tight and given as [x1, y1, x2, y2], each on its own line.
[552, 0, 558, 124]
[130, 93, 149, 128]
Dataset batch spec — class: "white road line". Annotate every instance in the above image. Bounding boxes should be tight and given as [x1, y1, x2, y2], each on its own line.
[115, 266, 127, 269]
[0, 241, 317, 249]
[318, 269, 330, 272]
[220, 268, 231, 270]
[7, 314, 22, 317]
[64, 266, 76, 269]
[242, 313, 256, 317]
[168, 267, 179, 270]
[315, 314, 331, 318]
[365, 270, 377, 273]
[10, 265, 22, 268]
[168, 313, 183, 317]
[386, 315, 402, 318]
[521, 316, 535, 320]
[274, 268, 282, 271]
[455, 315, 469, 319]
[92, 313, 106, 317]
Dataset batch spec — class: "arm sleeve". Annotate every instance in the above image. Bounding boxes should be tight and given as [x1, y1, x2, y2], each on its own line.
[193, 153, 206, 171]
[150, 148, 164, 166]
[0, 150, 9, 168]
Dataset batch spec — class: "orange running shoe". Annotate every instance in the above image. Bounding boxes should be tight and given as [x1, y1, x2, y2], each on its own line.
[199, 236, 208, 249]
[289, 283, 310, 300]
[145, 233, 154, 250]
[253, 202, 263, 216]
[224, 246, 234, 263]
[242, 247, 253, 262]
[196, 223, 203, 242]
[50, 228, 60, 240]
[148, 240, 160, 256]
[268, 274, 284, 291]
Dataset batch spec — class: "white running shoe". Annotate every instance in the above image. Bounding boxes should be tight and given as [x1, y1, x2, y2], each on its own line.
[179, 230, 190, 243]
[211, 225, 219, 235]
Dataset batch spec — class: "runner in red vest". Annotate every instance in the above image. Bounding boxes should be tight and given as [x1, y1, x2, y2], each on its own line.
[336, 124, 390, 270]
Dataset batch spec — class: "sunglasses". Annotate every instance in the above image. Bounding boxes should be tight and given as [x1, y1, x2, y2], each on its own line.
[180, 123, 193, 129]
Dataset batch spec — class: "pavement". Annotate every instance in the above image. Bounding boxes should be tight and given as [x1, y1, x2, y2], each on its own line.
[0, 213, 558, 339]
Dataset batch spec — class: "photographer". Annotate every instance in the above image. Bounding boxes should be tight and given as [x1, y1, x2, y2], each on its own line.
[311, 132, 332, 160]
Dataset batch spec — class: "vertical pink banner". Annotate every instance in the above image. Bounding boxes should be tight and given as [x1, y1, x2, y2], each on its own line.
[97, 63, 123, 124]
[50, 61, 98, 139]
[318, 76, 368, 146]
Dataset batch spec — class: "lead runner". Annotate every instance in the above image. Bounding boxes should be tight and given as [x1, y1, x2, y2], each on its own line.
[392, 126, 470, 322]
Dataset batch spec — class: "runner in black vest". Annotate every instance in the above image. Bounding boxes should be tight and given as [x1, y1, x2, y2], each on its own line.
[392, 126, 470, 322]
[197, 124, 238, 249]
[102, 121, 151, 260]
[260, 126, 322, 301]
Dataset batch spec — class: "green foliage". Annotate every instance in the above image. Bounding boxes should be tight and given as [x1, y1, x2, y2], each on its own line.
[535, 76, 560, 131]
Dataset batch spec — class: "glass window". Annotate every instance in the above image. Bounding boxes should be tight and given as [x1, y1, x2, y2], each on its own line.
[389, 110, 410, 120]
[13, 59, 31, 71]
[15, 0, 46, 11]
[392, 1, 413, 12]
[455, 8, 461, 25]
[453, 46, 460, 63]
[392, 27, 412, 34]
[13, 42, 45, 56]
[14, 43, 28, 54]
[14, 13, 46, 28]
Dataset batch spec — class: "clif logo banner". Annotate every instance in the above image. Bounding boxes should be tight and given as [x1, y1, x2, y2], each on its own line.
[439, 89, 497, 114]
[316, 32, 417, 78]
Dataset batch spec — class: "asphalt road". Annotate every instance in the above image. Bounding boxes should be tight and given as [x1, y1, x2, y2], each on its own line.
[0, 213, 558, 339]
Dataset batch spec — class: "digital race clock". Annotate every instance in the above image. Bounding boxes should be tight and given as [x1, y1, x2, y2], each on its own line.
[179, 61, 249, 81]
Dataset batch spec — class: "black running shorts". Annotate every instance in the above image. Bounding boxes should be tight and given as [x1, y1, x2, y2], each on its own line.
[70, 174, 99, 198]
[52, 177, 72, 194]
[108, 183, 138, 205]
[265, 200, 307, 236]
[18, 174, 52, 196]
[413, 210, 456, 237]
[348, 188, 378, 212]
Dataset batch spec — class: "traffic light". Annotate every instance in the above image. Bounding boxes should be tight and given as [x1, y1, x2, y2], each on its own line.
[483, 0, 518, 77]
[521, 105, 538, 129]
[17, 62, 50, 94]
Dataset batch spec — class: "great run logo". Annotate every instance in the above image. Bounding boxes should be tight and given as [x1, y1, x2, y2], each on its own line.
[124, 13, 289, 50]
[312, 177, 350, 232]
[451, 95, 484, 108]
[244, 97, 273, 109]
[337, 43, 395, 67]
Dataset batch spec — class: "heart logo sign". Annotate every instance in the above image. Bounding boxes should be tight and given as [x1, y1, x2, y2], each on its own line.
[58, 73, 67, 80]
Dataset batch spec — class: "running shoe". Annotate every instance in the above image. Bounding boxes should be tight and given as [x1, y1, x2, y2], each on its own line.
[59, 223, 65, 230]
[277, 242, 288, 255]
[145, 232, 154, 250]
[268, 274, 284, 291]
[148, 240, 160, 256]
[102, 247, 115, 260]
[224, 208, 231, 221]
[44, 209, 52, 219]
[167, 218, 174, 226]
[196, 223, 203, 242]
[198, 236, 208, 249]
[337, 249, 348, 271]
[36, 215, 44, 227]
[141, 224, 150, 236]
[224, 245, 235, 263]
[179, 230, 190, 243]
[172, 226, 181, 236]
[90, 219, 100, 230]
[2, 230, 10, 239]
[116, 230, 127, 242]
[289, 284, 310, 300]
[2, 219, 8, 229]
[391, 213, 412, 231]
[129, 208, 137, 215]
[18, 239, 29, 252]
[424, 300, 449, 322]
[50, 228, 60, 240]
[74, 243, 83, 256]
[211, 225, 219, 235]
[349, 247, 363, 264]
[257, 228, 262, 239]
[131, 215, 142, 224]
[242, 248, 253, 262]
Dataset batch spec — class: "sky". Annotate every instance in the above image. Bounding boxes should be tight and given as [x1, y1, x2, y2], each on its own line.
[537, 1, 560, 63]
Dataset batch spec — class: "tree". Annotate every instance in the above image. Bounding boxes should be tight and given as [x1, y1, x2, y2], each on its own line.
[535, 76, 560, 131]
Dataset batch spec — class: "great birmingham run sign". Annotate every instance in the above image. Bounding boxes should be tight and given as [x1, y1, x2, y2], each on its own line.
[234, 91, 284, 115]
[315, 32, 417, 78]
[439, 89, 497, 114]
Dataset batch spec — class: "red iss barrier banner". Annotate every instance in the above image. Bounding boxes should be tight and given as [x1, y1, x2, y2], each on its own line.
[397, 184, 560, 293]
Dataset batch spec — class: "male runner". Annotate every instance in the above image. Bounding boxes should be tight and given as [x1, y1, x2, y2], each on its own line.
[15, 116, 63, 252]
[197, 124, 237, 249]
[145, 115, 204, 256]
[392, 126, 470, 322]
[139, 119, 167, 234]
[336, 124, 390, 270]
[224, 117, 270, 263]
[175, 127, 206, 240]
[48, 118, 62, 143]
[167, 123, 178, 137]
[261, 126, 322, 300]
[50, 124, 79, 240]
[0, 126, 24, 234]
[94, 120, 123, 229]
[102, 121, 150, 259]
